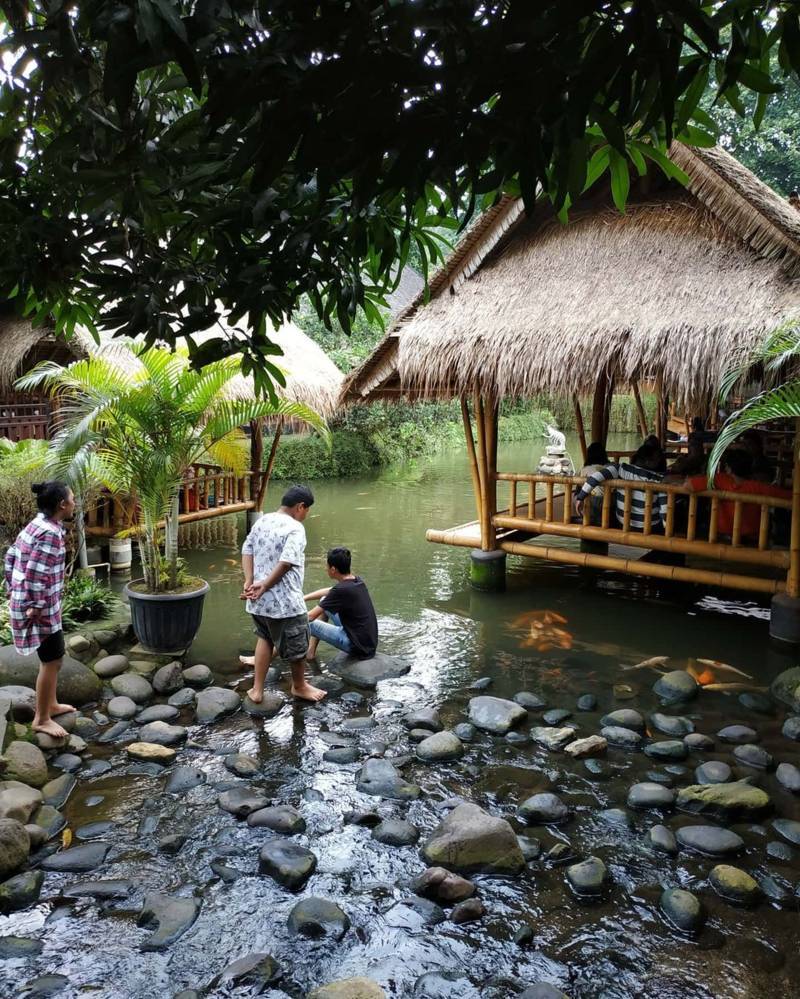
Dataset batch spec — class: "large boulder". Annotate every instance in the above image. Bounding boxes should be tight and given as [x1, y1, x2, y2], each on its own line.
[0, 781, 43, 823]
[468, 696, 528, 735]
[327, 652, 410, 689]
[653, 670, 698, 704]
[0, 818, 30, 878]
[356, 759, 420, 801]
[1, 741, 48, 788]
[138, 892, 202, 951]
[0, 646, 101, 706]
[0, 686, 36, 722]
[771, 667, 800, 710]
[153, 661, 184, 695]
[421, 802, 525, 874]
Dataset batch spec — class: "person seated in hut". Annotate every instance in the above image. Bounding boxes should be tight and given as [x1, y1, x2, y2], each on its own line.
[740, 429, 775, 483]
[685, 448, 790, 542]
[643, 435, 668, 473]
[574, 441, 609, 520]
[574, 444, 668, 530]
[665, 432, 706, 480]
[305, 546, 378, 660]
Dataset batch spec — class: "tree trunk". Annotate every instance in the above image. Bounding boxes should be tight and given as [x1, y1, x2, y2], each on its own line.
[165, 494, 180, 589]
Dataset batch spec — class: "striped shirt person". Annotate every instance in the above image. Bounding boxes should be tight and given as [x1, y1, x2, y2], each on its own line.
[575, 452, 668, 531]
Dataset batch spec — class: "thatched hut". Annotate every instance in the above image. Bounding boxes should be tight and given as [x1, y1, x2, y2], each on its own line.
[342, 143, 800, 635]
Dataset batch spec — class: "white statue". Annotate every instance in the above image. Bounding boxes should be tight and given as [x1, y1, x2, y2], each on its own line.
[536, 423, 575, 476]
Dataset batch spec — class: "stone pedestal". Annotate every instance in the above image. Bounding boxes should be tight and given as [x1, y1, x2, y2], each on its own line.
[469, 549, 506, 592]
[770, 593, 800, 644]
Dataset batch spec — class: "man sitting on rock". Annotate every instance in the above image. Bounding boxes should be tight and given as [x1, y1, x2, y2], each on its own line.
[305, 547, 378, 661]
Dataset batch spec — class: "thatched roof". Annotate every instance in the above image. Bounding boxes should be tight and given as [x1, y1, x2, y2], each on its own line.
[0, 317, 88, 391]
[385, 265, 424, 318]
[341, 143, 800, 412]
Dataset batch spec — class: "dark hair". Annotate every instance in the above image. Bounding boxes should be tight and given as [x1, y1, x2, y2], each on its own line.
[691, 417, 705, 433]
[585, 441, 609, 466]
[723, 449, 754, 478]
[631, 445, 660, 471]
[327, 547, 351, 574]
[281, 484, 314, 508]
[31, 481, 71, 516]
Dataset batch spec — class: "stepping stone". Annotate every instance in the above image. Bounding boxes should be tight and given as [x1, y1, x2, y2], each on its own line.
[660, 887, 704, 933]
[566, 856, 607, 896]
[410, 866, 476, 903]
[695, 761, 731, 785]
[733, 744, 773, 769]
[287, 897, 349, 940]
[195, 687, 240, 724]
[468, 696, 528, 734]
[218, 788, 269, 818]
[319, 732, 356, 748]
[168, 688, 196, 708]
[776, 762, 800, 792]
[225, 753, 260, 778]
[644, 740, 687, 761]
[52, 754, 82, 773]
[650, 713, 694, 737]
[416, 731, 464, 762]
[341, 715, 377, 732]
[717, 725, 759, 744]
[182, 664, 213, 688]
[600, 725, 642, 749]
[648, 824, 678, 855]
[684, 733, 714, 751]
[42, 842, 110, 873]
[356, 759, 420, 800]
[518, 792, 570, 825]
[514, 691, 546, 710]
[110, 673, 153, 704]
[654, 671, 698, 704]
[772, 818, 800, 846]
[708, 864, 760, 906]
[531, 726, 576, 750]
[81, 760, 111, 780]
[327, 651, 410, 689]
[97, 721, 132, 744]
[543, 708, 572, 726]
[371, 819, 419, 846]
[139, 721, 187, 746]
[676, 825, 744, 856]
[164, 767, 206, 794]
[107, 696, 137, 720]
[676, 782, 770, 821]
[403, 708, 442, 732]
[42, 774, 76, 810]
[75, 821, 115, 841]
[451, 898, 484, 923]
[627, 782, 675, 810]
[126, 743, 176, 766]
[152, 661, 184, 695]
[421, 802, 524, 874]
[135, 705, 180, 724]
[243, 692, 287, 717]
[259, 838, 317, 890]
[93, 655, 128, 679]
[385, 896, 445, 929]
[0, 870, 44, 912]
[138, 892, 202, 951]
[247, 805, 306, 834]
[324, 747, 360, 764]
[62, 879, 133, 899]
[601, 709, 644, 731]
[576, 693, 597, 711]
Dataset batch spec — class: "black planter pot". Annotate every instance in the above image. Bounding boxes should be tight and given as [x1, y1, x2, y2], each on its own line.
[124, 579, 210, 653]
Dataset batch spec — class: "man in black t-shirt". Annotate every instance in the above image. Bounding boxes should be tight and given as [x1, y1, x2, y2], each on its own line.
[306, 547, 378, 660]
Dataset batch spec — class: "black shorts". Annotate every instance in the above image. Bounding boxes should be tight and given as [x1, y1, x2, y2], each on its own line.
[37, 630, 65, 662]
[251, 613, 309, 661]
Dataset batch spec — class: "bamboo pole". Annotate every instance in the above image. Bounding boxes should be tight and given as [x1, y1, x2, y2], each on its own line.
[573, 395, 587, 461]
[787, 418, 800, 597]
[590, 371, 610, 445]
[256, 416, 284, 510]
[460, 397, 482, 517]
[632, 381, 648, 438]
[486, 396, 499, 550]
[474, 393, 490, 550]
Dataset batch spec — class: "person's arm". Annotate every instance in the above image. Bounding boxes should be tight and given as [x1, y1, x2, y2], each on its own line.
[307, 604, 325, 623]
[241, 553, 254, 598]
[574, 465, 614, 514]
[246, 561, 293, 600]
[304, 586, 332, 601]
[21, 533, 61, 618]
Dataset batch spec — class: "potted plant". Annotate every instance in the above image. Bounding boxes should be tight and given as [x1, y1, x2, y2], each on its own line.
[18, 343, 326, 652]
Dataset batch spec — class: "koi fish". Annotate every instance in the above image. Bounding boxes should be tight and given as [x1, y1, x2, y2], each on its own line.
[225, 558, 238, 566]
[701, 682, 768, 692]
[62, 828, 72, 848]
[621, 656, 669, 672]
[695, 658, 753, 680]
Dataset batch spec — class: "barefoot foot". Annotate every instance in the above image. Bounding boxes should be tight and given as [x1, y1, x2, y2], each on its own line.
[246, 687, 264, 704]
[50, 702, 76, 716]
[291, 683, 327, 702]
[239, 655, 256, 667]
[33, 718, 68, 739]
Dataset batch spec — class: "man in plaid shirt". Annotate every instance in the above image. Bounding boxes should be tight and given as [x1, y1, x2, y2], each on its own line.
[4, 481, 76, 738]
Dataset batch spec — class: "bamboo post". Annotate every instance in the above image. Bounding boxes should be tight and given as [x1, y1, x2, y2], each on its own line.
[509, 479, 517, 518]
[573, 395, 587, 461]
[256, 417, 284, 511]
[632, 381, 648, 438]
[590, 371, 610, 445]
[460, 397, 482, 518]
[787, 419, 800, 597]
[474, 395, 496, 550]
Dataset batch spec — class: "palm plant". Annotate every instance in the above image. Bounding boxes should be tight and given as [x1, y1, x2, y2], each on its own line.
[17, 344, 327, 592]
[708, 320, 800, 477]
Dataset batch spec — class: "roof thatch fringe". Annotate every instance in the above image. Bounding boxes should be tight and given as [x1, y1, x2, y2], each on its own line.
[670, 142, 800, 272]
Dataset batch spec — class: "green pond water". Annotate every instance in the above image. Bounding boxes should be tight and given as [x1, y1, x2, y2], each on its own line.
[2, 437, 800, 999]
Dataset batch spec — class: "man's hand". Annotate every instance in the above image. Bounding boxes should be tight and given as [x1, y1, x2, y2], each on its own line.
[574, 497, 584, 518]
[244, 579, 270, 601]
[25, 607, 42, 622]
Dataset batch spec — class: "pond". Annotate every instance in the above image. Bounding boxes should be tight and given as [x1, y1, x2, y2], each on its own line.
[2, 438, 799, 999]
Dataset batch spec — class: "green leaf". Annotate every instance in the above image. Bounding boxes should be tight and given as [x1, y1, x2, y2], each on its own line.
[608, 148, 630, 214]
[582, 146, 610, 192]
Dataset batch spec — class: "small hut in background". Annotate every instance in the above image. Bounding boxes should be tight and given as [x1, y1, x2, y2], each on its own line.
[342, 143, 800, 638]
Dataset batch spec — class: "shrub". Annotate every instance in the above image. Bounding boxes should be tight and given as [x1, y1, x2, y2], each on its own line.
[0, 439, 49, 548]
[0, 575, 117, 646]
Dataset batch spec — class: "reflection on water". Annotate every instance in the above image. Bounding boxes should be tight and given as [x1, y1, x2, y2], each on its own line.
[3, 438, 799, 998]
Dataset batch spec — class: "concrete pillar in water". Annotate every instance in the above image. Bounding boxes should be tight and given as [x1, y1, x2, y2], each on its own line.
[770, 593, 800, 644]
[469, 548, 506, 592]
[247, 510, 263, 532]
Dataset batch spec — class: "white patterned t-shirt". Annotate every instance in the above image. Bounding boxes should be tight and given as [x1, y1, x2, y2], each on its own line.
[242, 512, 306, 618]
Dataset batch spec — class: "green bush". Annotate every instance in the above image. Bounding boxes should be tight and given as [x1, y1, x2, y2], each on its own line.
[0, 574, 117, 646]
[0, 439, 49, 548]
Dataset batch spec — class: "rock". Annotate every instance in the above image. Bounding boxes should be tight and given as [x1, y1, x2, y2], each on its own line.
[545, 843, 574, 864]
[110, 672, 153, 704]
[421, 802, 525, 874]
[709, 864, 760, 905]
[182, 664, 214, 688]
[733, 744, 773, 769]
[649, 824, 678, 854]
[138, 891, 201, 951]
[654, 670, 698, 704]
[308, 979, 386, 999]
[41, 841, 109, 872]
[68, 634, 91, 653]
[153, 661, 184, 694]
[243, 691, 287, 717]
[328, 651, 410, 689]
[247, 805, 306, 834]
[644, 740, 687, 761]
[451, 897, 484, 923]
[542, 708, 572, 726]
[468, 696, 528, 734]
[135, 704, 180, 724]
[75, 820, 114, 841]
[776, 762, 800, 792]
[168, 687, 196, 708]
[225, 753, 260, 778]
[600, 725, 642, 749]
[107, 695, 138, 720]
[1, 740, 48, 788]
[739, 692, 773, 715]
[216, 952, 279, 990]
[32, 804, 65, 839]
[684, 733, 714, 751]
[770, 666, 800, 710]
[52, 753, 82, 773]
[403, 708, 442, 732]
[566, 856, 607, 896]
[0, 780, 43, 822]
[195, 686, 240, 723]
[0, 868, 43, 911]
[356, 758, 420, 800]
[259, 838, 317, 890]
[676, 782, 771, 821]
[563, 735, 607, 759]
[21, 823, 44, 847]
[598, 807, 633, 829]
[410, 866, 476, 904]
[126, 743, 176, 766]
[416, 731, 463, 763]
[218, 787, 269, 818]
[62, 879, 133, 899]
[409, 728, 432, 743]
[531, 726, 576, 750]
[772, 818, 800, 846]
[158, 834, 187, 855]
[139, 721, 187, 746]
[660, 887, 704, 933]
[287, 896, 349, 940]
[0, 685, 36, 722]
[97, 720, 131, 743]
[93, 655, 129, 679]
[627, 782, 675, 810]
[519, 986, 570, 999]
[341, 715, 377, 732]
[601, 709, 644, 731]
[324, 747, 360, 764]
[576, 693, 597, 711]
[41, 774, 76, 810]
[129, 659, 157, 676]
[0, 935, 43, 959]
[781, 716, 800, 741]
[717, 724, 758, 744]
[470, 676, 492, 690]
[164, 767, 205, 794]
[767, 840, 794, 862]
[514, 691, 546, 710]
[319, 732, 355, 748]
[650, 713, 694, 737]
[518, 792, 570, 825]
[695, 761, 732, 785]
[341, 691, 365, 706]
[0, 647, 101, 705]
[677, 825, 744, 856]
[372, 819, 419, 846]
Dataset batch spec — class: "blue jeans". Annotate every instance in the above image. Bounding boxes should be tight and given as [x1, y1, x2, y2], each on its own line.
[308, 612, 352, 653]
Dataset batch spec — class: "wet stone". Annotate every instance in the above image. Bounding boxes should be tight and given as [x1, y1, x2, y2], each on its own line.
[110, 673, 153, 704]
[644, 740, 687, 761]
[518, 836, 541, 861]
[543, 708, 572, 726]
[684, 733, 715, 751]
[225, 753, 260, 778]
[411, 866, 476, 904]
[576, 693, 597, 711]
[650, 713, 694, 737]
[107, 696, 137, 720]
[601, 709, 644, 731]
[97, 720, 132, 744]
[677, 782, 771, 821]
[566, 856, 607, 896]
[519, 986, 570, 999]
[356, 759, 420, 800]
[341, 691, 365, 706]
[182, 664, 213, 688]
[782, 716, 800, 741]
[135, 704, 179, 724]
[531, 726, 576, 751]
[514, 691, 546, 710]
[42, 774, 76, 810]
[677, 825, 744, 856]
[403, 708, 442, 732]
[210, 859, 244, 883]
[776, 762, 800, 792]
[454, 722, 475, 743]
[152, 661, 184, 695]
[598, 808, 634, 829]
[138, 892, 201, 951]
[319, 732, 356, 748]
[627, 782, 675, 810]
[518, 792, 570, 825]
[247, 805, 306, 835]
[61, 877, 132, 897]
[341, 715, 377, 732]
[344, 809, 382, 827]
[243, 691, 287, 717]
[328, 651, 410, 689]
[139, 721, 187, 746]
[718, 724, 759, 744]
[709, 864, 761, 905]
[564, 735, 607, 759]
[51, 753, 82, 773]
[216, 953, 279, 990]
[416, 731, 463, 762]
[600, 725, 642, 749]
[695, 761, 732, 785]
[766, 840, 794, 862]
[93, 655, 128, 679]
[158, 834, 187, 855]
[218, 788, 269, 818]
[451, 897, 485, 923]
[661, 887, 704, 933]
[23, 974, 69, 995]
[733, 744, 773, 769]
[75, 821, 115, 841]
[645, 771, 673, 786]
[324, 747, 360, 764]
[649, 824, 678, 855]
[126, 743, 176, 766]
[772, 817, 800, 846]
[371, 819, 419, 846]
[195, 687, 240, 724]
[0, 935, 43, 959]
[408, 729, 430, 743]
[42, 842, 110, 872]
[32, 805, 66, 840]
[422, 802, 525, 874]
[506, 731, 529, 746]
[468, 696, 528, 735]
[168, 687, 196, 708]
[654, 670, 698, 704]
[308, 980, 386, 999]
[259, 838, 317, 890]
[0, 869, 44, 912]
[470, 676, 492, 690]
[545, 842, 575, 865]
[73, 717, 100, 740]
[85, 795, 104, 807]
[25, 823, 47, 849]
[584, 759, 607, 777]
[758, 873, 794, 906]
[164, 767, 206, 794]
[738, 692, 773, 715]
